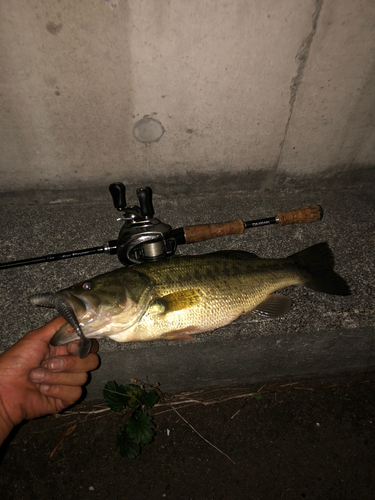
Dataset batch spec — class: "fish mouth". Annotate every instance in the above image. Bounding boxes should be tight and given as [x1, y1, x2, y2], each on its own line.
[58, 291, 109, 334]
[51, 290, 118, 342]
[29, 292, 92, 359]
[59, 291, 89, 319]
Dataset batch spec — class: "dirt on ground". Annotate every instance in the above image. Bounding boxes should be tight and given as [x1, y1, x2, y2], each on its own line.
[0, 372, 374, 500]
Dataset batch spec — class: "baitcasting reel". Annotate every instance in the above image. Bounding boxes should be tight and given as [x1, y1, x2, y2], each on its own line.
[109, 183, 176, 265]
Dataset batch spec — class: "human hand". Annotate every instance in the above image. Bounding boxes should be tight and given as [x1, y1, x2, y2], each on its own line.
[0, 317, 99, 441]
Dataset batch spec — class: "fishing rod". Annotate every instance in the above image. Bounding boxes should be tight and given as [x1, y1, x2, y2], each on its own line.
[0, 182, 323, 270]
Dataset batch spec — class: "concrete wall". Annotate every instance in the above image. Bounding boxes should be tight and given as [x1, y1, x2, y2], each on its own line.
[0, 0, 374, 192]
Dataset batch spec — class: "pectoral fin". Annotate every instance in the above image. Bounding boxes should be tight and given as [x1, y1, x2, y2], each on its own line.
[251, 294, 292, 318]
[150, 289, 201, 315]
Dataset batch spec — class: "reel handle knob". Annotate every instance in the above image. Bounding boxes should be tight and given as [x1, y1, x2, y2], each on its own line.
[109, 183, 126, 211]
[137, 187, 154, 218]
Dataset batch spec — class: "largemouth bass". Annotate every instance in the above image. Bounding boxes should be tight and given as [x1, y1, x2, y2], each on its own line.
[30, 243, 350, 348]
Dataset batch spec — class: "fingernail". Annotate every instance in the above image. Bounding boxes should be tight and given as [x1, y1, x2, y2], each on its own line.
[67, 341, 79, 354]
[48, 358, 64, 371]
[30, 368, 46, 382]
[39, 384, 50, 394]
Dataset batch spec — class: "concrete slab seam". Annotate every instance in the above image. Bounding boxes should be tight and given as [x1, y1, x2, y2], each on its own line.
[276, 0, 324, 171]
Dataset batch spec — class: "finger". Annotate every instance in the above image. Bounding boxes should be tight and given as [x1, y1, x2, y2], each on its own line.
[44, 352, 99, 373]
[39, 384, 82, 407]
[30, 368, 88, 387]
[66, 339, 99, 356]
[39, 351, 99, 372]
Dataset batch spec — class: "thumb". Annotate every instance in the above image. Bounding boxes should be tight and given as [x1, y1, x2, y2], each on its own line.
[26, 317, 67, 342]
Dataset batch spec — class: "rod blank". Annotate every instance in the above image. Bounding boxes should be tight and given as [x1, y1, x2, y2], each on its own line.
[0, 246, 108, 270]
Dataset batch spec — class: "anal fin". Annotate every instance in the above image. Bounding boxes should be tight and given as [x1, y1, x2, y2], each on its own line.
[251, 294, 292, 318]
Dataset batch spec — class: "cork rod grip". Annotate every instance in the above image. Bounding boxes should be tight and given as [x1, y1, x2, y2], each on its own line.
[183, 219, 245, 244]
[276, 205, 323, 226]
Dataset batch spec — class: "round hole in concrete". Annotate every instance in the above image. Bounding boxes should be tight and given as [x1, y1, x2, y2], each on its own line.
[132, 117, 164, 143]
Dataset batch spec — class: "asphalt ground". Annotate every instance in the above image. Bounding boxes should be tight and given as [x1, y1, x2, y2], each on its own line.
[0, 372, 374, 500]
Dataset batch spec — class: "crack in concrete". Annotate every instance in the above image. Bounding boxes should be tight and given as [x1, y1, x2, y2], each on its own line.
[275, 0, 324, 172]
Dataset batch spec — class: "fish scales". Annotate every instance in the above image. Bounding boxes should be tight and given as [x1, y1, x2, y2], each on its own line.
[124, 253, 308, 342]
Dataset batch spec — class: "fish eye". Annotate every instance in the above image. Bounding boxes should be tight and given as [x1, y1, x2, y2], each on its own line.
[82, 282, 93, 290]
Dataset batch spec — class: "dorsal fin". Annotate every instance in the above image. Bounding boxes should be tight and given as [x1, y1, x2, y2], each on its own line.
[213, 250, 259, 260]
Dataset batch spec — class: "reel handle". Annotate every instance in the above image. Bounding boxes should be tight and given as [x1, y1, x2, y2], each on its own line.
[137, 187, 155, 218]
[109, 183, 126, 211]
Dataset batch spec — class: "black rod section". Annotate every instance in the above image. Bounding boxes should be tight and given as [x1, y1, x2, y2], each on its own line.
[244, 217, 278, 229]
[0, 244, 117, 270]
[170, 227, 186, 245]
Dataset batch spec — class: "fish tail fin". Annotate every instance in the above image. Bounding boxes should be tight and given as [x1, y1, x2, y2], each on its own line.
[291, 242, 351, 296]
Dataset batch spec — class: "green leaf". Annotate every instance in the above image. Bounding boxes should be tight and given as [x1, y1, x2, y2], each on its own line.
[141, 389, 160, 409]
[103, 381, 160, 412]
[116, 425, 140, 459]
[123, 384, 146, 408]
[251, 384, 259, 393]
[126, 412, 155, 445]
[103, 381, 131, 412]
[254, 394, 263, 400]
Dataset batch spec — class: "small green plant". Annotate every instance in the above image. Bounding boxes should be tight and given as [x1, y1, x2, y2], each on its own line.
[251, 384, 263, 400]
[103, 379, 263, 460]
[103, 380, 160, 458]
